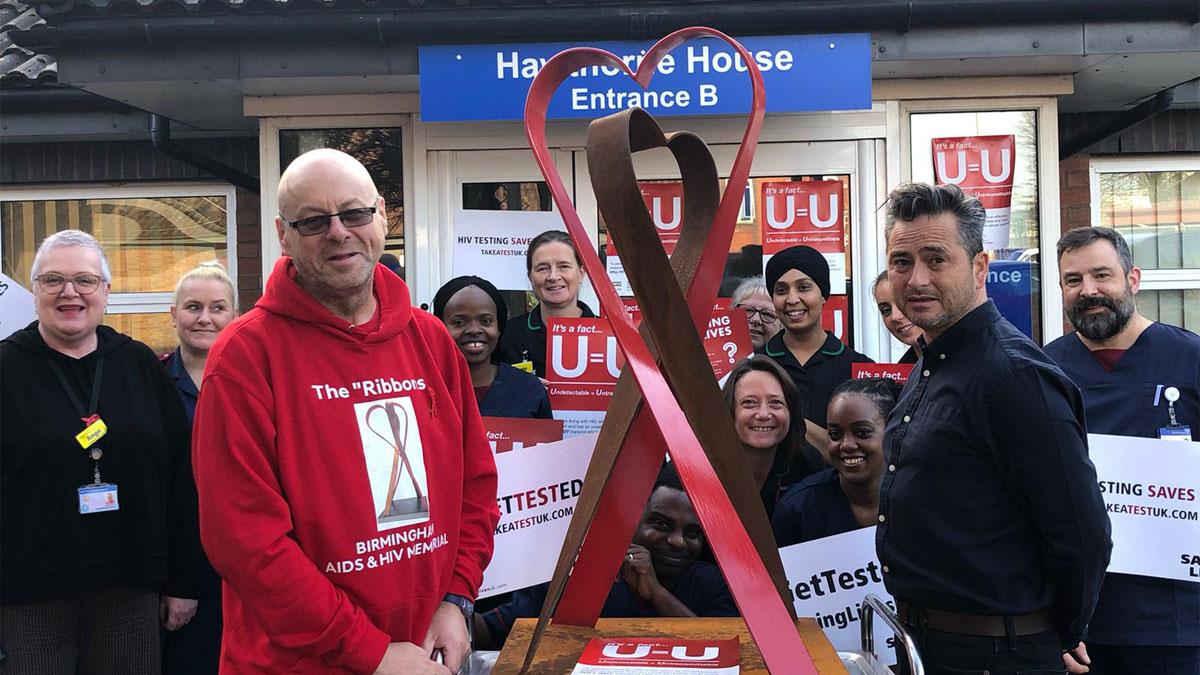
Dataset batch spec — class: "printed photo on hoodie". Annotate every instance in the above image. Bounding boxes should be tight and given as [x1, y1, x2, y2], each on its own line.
[355, 396, 431, 531]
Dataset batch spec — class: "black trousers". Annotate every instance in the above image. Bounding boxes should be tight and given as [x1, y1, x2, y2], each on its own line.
[0, 586, 160, 675]
[1086, 643, 1200, 675]
[897, 625, 1066, 675]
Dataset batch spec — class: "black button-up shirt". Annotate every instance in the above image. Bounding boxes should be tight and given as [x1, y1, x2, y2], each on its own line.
[877, 300, 1111, 648]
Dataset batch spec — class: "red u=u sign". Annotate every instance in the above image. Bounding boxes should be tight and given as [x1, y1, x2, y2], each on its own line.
[523, 26, 818, 675]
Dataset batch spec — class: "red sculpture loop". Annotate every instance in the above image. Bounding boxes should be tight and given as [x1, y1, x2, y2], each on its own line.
[522, 27, 818, 674]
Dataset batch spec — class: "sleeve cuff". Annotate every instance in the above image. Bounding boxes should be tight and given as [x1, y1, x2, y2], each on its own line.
[342, 625, 392, 675]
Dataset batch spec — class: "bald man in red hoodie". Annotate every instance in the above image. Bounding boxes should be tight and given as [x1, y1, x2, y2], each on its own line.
[192, 149, 499, 674]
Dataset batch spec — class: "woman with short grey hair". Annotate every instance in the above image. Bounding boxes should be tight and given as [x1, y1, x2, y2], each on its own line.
[1, 229, 201, 674]
[730, 276, 781, 350]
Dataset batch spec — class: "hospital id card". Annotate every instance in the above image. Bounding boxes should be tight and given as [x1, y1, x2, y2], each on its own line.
[78, 483, 119, 514]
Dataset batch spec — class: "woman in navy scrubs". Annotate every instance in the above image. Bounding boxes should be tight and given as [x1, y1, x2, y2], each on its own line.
[433, 275, 552, 419]
[771, 378, 898, 546]
[495, 230, 594, 378]
[161, 260, 237, 675]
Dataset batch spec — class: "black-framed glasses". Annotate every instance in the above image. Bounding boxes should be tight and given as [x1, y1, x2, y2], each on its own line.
[284, 205, 378, 237]
[736, 304, 778, 324]
[33, 273, 105, 295]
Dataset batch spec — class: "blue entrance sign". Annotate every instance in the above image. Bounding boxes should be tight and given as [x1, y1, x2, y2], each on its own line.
[988, 259, 1035, 338]
[418, 34, 871, 122]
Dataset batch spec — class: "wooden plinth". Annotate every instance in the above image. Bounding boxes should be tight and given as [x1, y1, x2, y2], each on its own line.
[493, 617, 847, 674]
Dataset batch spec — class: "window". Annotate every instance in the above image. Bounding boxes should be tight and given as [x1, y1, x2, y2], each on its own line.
[910, 110, 1042, 342]
[1091, 155, 1200, 332]
[1, 185, 237, 354]
[279, 127, 405, 274]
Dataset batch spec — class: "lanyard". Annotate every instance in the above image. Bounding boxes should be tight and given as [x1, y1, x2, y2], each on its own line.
[48, 357, 105, 420]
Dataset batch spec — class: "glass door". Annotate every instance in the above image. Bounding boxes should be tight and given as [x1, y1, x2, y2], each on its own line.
[573, 140, 888, 360]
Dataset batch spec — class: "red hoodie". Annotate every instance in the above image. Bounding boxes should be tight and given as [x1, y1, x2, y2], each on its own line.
[193, 258, 499, 673]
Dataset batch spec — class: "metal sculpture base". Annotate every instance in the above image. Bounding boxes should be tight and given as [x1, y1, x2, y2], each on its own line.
[494, 618, 847, 674]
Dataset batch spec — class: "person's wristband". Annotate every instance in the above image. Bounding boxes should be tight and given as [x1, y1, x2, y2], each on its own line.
[443, 593, 474, 618]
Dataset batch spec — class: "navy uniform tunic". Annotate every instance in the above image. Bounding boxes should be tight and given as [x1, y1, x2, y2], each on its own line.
[496, 301, 595, 378]
[477, 362, 553, 419]
[1045, 321, 1200, 647]
[770, 468, 861, 547]
[755, 331, 873, 482]
[878, 300, 1112, 648]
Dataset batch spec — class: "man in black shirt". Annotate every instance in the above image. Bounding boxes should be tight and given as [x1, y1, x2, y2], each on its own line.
[877, 183, 1111, 674]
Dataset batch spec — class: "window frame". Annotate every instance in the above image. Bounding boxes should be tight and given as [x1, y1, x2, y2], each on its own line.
[889, 96, 1063, 343]
[1088, 154, 1200, 292]
[258, 114, 415, 289]
[0, 182, 239, 317]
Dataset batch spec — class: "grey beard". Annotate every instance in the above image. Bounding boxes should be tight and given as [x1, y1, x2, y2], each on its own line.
[1069, 293, 1135, 342]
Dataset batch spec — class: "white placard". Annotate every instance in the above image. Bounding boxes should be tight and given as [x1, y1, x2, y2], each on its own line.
[452, 209, 568, 290]
[1089, 433, 1200, 583]
[478, 432, 597, 598]
[0, 272, 36, 341]
[778, 526, 896, 665]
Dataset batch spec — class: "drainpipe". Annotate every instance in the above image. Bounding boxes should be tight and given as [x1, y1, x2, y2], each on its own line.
[1059, 88, 1175, 160]
[149, 113, 260, 194]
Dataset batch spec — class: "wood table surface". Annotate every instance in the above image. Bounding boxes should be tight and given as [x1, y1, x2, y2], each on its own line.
[492, 617, 848, 674]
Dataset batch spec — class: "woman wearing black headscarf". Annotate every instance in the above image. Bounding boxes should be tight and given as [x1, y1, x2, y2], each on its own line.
[433, 275, 552, 419]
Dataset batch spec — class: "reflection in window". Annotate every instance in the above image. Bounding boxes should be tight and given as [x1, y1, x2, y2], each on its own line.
[279, 128, 405, 269]
[1137, 289, 1199, 333]
[910, 110, 1041, 342]
[460, 181, 552, 317]
[1098, 170, 1199, 270]
[1, 196, 229, 295]
[103, 312, 177, 355]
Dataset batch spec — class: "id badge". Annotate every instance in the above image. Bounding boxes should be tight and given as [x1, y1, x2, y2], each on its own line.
[1159, 425, 1193, 442]
[78, 483, 119, 514]
[513, 359, 534, 374]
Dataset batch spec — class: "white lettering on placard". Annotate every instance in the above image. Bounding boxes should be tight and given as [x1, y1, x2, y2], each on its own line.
[496, 49, 687, 81]
[685, 45, 793, 74]
[699, 84, 718, 106]
[935, 149, 1014, 185]
[987, 269, 1023, 284]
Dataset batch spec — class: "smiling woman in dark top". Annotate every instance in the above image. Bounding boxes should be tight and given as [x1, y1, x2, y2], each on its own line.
[721, 355, 815, 517]
[495, 230, 595, 378]
[433, 275, 552, 419]
[771, 378, 898, 547]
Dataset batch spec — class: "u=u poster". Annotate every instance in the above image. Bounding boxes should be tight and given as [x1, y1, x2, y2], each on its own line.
[545, 312, 751, 437]
[760, 180, 847, 295]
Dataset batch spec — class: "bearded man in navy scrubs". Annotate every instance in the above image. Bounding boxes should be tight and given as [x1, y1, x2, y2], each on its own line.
[1045, 226, 1199, 675]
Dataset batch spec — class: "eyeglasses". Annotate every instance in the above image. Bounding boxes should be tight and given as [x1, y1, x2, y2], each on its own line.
[284, 205, 378, 237]
[736, 304, 778, 324]
[34, 273, 105, 295]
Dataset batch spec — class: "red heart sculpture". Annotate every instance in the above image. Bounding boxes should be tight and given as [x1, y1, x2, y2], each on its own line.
[524, 28, 818, 674]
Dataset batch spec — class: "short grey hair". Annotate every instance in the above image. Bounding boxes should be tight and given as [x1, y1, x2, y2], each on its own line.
[884, 183, 986, 259]
[31, 230, 112, 283]
[1056, 226, 1134, 275]
[730, 276, 770, 306]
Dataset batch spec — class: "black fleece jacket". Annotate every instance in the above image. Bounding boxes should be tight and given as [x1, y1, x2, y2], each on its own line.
[1, 323, 201, 604]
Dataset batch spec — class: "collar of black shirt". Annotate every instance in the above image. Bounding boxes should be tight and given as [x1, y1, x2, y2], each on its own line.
[526, 301, 597, 332]
[916, 299, 1001, 364]
[764, 330, 845, 364]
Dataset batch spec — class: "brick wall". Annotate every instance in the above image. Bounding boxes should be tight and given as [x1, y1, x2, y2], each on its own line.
[1058, 153, 1091, 235]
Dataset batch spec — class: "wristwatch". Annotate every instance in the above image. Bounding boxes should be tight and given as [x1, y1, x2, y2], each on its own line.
[442, 593, 474, 618]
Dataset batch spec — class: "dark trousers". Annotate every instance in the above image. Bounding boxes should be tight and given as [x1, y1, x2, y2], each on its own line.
[897, 626, 1066, 675]
[161, 590, 221, 675]
[1086, 643, 1200, 675]
[0, 586, 161, 675]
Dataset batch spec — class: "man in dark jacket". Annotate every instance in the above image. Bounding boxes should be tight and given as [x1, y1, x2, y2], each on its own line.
[877, 183, 1112, 674]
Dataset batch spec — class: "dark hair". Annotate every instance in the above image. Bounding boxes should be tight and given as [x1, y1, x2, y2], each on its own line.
[654, 460, 685, 494]
[884, 183, 986, 259]
[1056, 226, 1134, 275]
[525, 230, 582, 273]
[871, 269, 889, 295]
[831, 377, 900, 419]
[431, 276, 509, 363]
[721, 355, 809, 478]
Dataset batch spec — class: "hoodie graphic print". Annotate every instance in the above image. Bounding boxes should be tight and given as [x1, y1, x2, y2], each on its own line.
[192, 258, 499, 674]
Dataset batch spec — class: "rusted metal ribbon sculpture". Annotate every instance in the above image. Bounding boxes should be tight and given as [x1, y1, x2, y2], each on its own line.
[522, 27, 819, 674]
